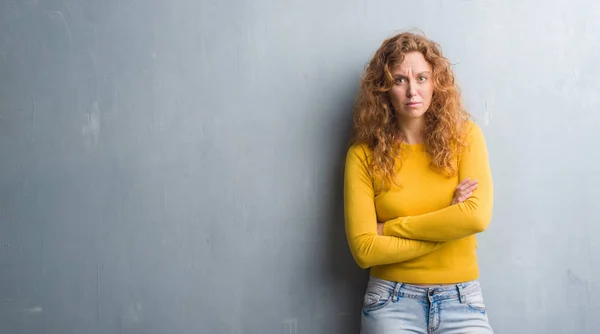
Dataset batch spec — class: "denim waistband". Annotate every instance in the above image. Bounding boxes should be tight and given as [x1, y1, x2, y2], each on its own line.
[367, 276, 482, 303]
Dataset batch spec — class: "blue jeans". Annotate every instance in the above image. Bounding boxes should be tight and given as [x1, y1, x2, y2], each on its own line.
[361, 276, 493, 334]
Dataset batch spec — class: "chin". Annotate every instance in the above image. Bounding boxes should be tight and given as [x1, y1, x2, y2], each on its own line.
[400, 109, 426, 119]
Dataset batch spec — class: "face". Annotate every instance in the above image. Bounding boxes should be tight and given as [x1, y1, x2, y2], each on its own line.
[388, 51, 434, 120]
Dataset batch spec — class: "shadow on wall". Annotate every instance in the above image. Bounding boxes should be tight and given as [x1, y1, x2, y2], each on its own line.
[322, 81, 369, 332]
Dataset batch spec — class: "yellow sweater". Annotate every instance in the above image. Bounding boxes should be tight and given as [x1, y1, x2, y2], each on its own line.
[343, 121, 493, 284]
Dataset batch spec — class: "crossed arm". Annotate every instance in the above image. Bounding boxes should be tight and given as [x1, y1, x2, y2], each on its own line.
[343, 123, 493, 269]
[381, 124, 494, 242]
[343, 145, 444, 269]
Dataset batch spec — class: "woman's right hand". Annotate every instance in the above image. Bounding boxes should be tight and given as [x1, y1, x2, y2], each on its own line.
[451, 177, 478, 205]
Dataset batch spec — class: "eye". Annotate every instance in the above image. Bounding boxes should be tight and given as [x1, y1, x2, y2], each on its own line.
[394, 77, 406, 84]
[418, 75, 428, 82]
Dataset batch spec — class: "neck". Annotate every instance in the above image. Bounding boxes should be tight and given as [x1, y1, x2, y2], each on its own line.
[397, 117, 425, 144]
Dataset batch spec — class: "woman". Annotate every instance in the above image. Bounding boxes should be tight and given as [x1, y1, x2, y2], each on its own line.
[344, 31, 494, 333]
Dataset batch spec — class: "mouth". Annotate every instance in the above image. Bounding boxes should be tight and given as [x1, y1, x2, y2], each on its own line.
[405, 102, 422, 107]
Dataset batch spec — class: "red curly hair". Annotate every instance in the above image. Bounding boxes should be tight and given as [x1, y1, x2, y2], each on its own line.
[350, 31, 470, 186]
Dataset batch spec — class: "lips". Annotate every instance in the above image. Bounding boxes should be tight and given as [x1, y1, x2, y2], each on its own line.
[406, 102, 421, 106]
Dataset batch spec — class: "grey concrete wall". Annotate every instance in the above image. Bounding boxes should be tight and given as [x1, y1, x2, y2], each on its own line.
[1, 0, 599, 333]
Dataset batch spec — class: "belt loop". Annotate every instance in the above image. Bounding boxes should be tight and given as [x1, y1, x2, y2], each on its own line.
[392, 282, 402, 302]
[457, 284, 466, 304]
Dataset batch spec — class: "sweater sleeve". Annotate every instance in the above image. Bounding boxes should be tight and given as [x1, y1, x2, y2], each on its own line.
[382, 122, 494, 242]
[344, 145, 445, 269]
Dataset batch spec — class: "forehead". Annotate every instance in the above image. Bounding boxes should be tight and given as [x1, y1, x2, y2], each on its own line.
[392, 52, 432, 74]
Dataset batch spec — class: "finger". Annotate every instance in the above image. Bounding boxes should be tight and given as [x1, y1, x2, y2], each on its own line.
[466, 179, 478, 186]
[456, 177, 470, 189]
[459, 180, 478, 191]
[464, 183, 479, 193]
[458, 192, 471, 201]
[456, 179, 471, 190]
[459, 192, 473, 202]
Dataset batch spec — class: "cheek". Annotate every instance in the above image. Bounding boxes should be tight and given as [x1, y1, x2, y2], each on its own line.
[390, 87, 406, 102]
[419, 84, 434, 100]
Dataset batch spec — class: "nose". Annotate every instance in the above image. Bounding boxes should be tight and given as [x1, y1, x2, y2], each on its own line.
[406, 81, 417, 97]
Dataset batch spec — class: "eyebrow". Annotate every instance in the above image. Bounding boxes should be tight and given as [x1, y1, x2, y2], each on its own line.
[392, 71, 432, 78]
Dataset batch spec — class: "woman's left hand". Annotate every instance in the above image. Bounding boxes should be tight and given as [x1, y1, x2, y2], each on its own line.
[451, 177, 478, 205]
[377, 178, 478, 236]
